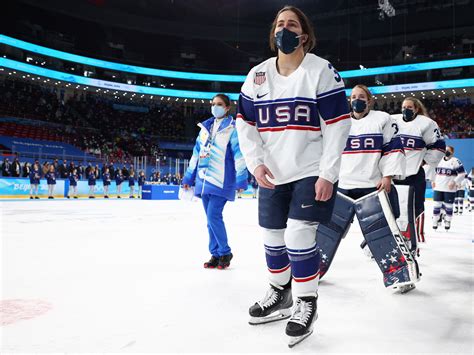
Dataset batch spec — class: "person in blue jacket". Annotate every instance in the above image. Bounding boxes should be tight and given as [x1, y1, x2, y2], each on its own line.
[183, 93, 248, 270]
[45, 165, 56, 199]
[29, 162, 41, 199]
[68, 168, 79, 199]
[103, 167, 111, 198]
[88, 167, 96, 198]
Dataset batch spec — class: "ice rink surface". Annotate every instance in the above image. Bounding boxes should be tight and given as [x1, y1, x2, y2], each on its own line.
[1, 198, 472, 354]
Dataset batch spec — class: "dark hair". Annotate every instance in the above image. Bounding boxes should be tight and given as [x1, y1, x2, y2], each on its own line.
[269, 6, 316, 53]
[213, 93, 231, 107]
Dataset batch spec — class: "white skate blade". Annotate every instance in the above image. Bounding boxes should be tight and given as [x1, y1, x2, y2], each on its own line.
[248, 308, 291, 325]
[288, 329, 313, 348]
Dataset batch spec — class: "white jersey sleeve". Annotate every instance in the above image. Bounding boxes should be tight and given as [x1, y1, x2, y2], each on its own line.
[379, 116, 405, 178]
[316, 63, 352, 183]
[422, 120, 446, 168]
[454, 158, 466, 185]
[236, 67, 264, 175]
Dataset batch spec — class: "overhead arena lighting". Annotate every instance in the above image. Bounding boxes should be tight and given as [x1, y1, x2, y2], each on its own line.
[1, 57, 473, 99]
[1, 35, 474, 82]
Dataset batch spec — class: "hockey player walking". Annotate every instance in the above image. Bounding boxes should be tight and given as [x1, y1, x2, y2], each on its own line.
[236, 6, 351, 347]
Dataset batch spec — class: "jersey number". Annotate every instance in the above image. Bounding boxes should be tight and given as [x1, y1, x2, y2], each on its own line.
[434, 128, 441, 139]
[392, 123, 399, 135]
[328, 63, 342, 83]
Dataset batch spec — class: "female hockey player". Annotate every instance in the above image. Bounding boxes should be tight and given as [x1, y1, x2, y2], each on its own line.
[392, 98, 445, 249]
[432, 146, 466, 230]
[316, 84, 416, 293]
[182, 94, 248, 271]
[236, 6, 351, 346]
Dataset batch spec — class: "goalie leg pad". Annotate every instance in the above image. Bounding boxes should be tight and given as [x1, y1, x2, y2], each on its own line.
[395, 185, 417, 247]
[317, 192, 355, 278]
[354, 191, 419, 288]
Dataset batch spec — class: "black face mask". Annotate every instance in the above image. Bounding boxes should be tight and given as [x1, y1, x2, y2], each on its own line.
[445, 151, 452, 158]
[275, 28, 301, 55]
[351, 99, 367, 114]
[402, 108, 416, 122]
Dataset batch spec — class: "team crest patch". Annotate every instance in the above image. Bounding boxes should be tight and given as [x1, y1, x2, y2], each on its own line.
[254, 72, 266, 85]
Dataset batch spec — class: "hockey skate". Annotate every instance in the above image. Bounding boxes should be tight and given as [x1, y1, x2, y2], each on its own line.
[286, 296, 317, 348]
[444, 220, 451, 231]
[203, 256, 219, 269]
[248, 284, 292, 325]
[432, 217, 439, 230]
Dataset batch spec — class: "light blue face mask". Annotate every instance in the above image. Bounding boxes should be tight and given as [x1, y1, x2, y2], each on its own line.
[211, 105, 227, 118]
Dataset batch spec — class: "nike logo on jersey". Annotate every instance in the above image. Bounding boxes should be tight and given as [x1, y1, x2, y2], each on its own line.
[256, 93, 269, 99]
[301, 204, 313, 208]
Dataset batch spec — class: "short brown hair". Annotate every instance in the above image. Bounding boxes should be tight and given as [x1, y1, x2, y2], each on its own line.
[269, 6, 316, 53]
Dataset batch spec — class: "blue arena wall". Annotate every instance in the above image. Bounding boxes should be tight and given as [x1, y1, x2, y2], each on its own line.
[446, 138, 474, 172]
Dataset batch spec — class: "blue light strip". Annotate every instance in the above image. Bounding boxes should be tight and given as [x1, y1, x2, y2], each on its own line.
[1, 57, 473, 99]
[0, 58, 239, 100]
[0, 35, 247, 83]
[2, 34, 474, 82]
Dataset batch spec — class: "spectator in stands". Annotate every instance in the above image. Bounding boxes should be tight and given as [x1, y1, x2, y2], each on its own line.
[108, 162, 115, 179]
[42, 162, 50, 176]
[11, 157, 21, 177]
[95, 164, 101, 179]
[115, 169, 123, 198]
[29, 162, 41, 199]
[59, 160, 68, 179]
[53, 158, 59, 173]
[68, 168, 79, 199]
[102, 167, 111, 198]
[22, 161, 31, 178]
[68, 161, 76, 176]
[138, 170, 146, 198]
[85, 162, 92, 177]
[88, 166, 96, 198]
[77, 162, 84, 179]
[129, 170, 136, 198]
[122, 164, 129, 179]
[1, 158, 11, 177]
[45, 165, 56, 199]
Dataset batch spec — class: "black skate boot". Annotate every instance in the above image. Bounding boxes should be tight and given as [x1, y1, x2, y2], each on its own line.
[249, 283, 293, 325]
[217, 253, 233, 270]
[203, 256, 219, 269]
[286, 296, 317, 348]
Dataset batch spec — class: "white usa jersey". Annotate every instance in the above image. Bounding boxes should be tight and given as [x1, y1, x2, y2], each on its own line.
[434, 156, 466, 192]
[391, 114, 445, 177]
[339, 110, 405, 189]
[236, 53, 351, 185]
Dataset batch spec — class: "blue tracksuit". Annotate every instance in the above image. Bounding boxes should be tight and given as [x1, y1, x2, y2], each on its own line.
[69, 173, 78, 186]
[45, 172, 56, 185]
[88, 173, 96, 186]
[29, 169, 41, 184]
[183, 115, 248, 257]
[103, 173, 111, 186]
